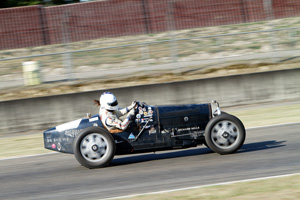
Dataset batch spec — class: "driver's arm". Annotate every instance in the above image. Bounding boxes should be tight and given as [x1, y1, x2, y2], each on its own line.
[106, 109, 135, 130]
[106, 116, 131, 131]
[117, 101, 137, 116]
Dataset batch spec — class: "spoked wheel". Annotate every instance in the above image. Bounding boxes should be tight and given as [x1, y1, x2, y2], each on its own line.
[73, 127, 116, 168]
[205, 113, 246, 154]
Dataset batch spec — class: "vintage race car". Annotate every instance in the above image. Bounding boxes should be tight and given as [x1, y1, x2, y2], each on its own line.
[43, 100, 246, 168]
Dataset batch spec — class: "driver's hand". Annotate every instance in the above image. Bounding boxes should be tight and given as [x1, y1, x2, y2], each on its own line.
[129, 101, 137, 110]
[127, 109, 135, 120]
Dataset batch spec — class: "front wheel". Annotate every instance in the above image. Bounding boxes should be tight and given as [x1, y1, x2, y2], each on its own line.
[204, 113, 246, 154]
[73, 127, 116, 168]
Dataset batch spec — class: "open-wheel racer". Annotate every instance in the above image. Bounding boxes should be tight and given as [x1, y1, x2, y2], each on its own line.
[43, 99, 246, 168]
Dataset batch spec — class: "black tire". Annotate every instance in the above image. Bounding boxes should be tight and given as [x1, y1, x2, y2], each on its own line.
[73, 127, 116, 169]
[204, 113, 246, 154]
[203, 111, 228, 148]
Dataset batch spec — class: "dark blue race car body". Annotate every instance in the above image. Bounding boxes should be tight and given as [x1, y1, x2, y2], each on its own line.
[43, 101, 246, 168]
[44, 103, 210, 153]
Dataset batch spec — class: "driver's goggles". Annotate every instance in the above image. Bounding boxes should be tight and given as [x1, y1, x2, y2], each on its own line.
[108, 100, 118, 107]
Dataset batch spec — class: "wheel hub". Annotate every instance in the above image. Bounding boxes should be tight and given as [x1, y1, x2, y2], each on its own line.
[92, 144, 99, 151]
[80, 133, 109, 163]
[222, 132, 230, 139]
[211, 120, 240, 149]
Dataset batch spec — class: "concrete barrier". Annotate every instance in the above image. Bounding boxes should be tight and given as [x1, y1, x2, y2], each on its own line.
[1, 68, 299, 134]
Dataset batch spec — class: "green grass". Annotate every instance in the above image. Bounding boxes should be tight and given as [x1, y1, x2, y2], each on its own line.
[122, 174, 300, 200]
[228, 103, 300, 128]
[248, 45, 261, 49]
[0, 134, 49, 158]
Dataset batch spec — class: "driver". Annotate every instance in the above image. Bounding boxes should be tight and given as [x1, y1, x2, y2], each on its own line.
[98, 92, 137, 133]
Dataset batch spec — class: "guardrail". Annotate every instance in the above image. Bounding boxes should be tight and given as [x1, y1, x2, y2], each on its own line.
[1, 68, 299, 134]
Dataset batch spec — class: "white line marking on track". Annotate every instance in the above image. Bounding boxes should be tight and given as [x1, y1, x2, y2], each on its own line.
[100, 172, 300, 200]
[0, 152, 57, 161]
[247, 121, 300, 130]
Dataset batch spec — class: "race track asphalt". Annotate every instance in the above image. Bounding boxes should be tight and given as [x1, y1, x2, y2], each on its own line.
[0, 123, 299, 200]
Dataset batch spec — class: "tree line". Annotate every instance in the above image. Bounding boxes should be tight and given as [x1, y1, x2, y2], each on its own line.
[0, 0, 81, 8]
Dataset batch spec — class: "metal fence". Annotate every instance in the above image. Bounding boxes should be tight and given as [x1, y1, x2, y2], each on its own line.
[1, 0, 300, 89]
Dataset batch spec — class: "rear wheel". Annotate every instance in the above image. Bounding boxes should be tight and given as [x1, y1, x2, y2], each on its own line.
[205, 113, 245, 154]
[73, 127, 116, 168]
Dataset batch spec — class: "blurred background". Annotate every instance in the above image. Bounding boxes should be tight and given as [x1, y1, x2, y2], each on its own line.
[1, 0, 300, 133]
[1, 0, 300, 99]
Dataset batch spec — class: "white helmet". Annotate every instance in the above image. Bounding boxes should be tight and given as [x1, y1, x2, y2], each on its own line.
[100, 92, 119, 111]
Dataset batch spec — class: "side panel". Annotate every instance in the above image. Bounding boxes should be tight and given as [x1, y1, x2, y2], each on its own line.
[158, 104, 210, 129]
[157, 104, 210, 147]
[43, 115, 104, 154]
